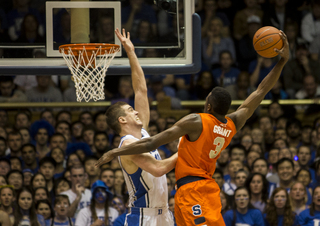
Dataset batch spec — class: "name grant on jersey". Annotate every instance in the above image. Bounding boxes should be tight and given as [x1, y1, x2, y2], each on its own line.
[213, 125, 232, 137]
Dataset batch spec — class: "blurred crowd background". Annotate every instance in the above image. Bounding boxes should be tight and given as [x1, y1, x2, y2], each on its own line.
[0, 0, 320, 226]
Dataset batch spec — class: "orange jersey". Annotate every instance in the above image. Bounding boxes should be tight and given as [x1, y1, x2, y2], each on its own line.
[175, 113, 237, 181]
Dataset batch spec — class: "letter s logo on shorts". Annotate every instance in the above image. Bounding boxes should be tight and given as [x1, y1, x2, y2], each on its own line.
[192, 205, 202, 216]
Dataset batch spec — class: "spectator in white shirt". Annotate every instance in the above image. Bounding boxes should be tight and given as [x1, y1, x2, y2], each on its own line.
[75, 180, 118, 226]
[61, 165, 92, 218]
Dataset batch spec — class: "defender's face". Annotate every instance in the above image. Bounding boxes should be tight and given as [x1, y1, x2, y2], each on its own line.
[121, 105, 142, 127]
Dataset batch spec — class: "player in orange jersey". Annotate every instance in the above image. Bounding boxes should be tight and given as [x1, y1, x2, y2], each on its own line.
[96, 31, 290, 225]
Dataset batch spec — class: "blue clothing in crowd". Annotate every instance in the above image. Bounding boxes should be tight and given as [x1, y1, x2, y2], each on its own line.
[263, 213, 299, 226]
[297, 209, 320, 226]
[223, 209, 265, 226]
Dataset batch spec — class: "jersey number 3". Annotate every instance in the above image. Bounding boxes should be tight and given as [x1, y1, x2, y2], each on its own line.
[209, 137, 225, 159]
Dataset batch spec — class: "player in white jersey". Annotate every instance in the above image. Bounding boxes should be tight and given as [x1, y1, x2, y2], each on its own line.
[75, 180, 118, 226]
[102, 29, 177, 226]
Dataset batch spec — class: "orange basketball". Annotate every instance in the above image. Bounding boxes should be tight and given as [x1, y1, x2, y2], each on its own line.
[253, 26, 283, 58]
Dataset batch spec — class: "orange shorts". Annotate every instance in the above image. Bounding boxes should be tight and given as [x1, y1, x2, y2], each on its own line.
[174, 179, 225, 226]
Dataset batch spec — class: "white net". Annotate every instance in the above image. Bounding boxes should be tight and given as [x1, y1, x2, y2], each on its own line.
[60, 45, 120, 102]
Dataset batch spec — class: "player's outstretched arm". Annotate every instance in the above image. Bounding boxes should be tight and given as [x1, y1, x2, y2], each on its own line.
[95, 114, 202, 167]
[115, 28, 149, 129]
[227, 31, 290, 131]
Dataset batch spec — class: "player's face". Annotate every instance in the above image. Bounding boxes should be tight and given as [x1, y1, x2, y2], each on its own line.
[121, 105, 142, 127]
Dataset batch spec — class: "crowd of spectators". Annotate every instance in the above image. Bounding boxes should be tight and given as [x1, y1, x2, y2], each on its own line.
[0, 0, 320, 105]
[0, 0, 320, 226]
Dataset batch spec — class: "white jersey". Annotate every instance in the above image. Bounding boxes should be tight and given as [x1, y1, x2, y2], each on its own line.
[118, 128, 168, 208]
[61, 189, 92, 218]
[75, 206, 119, 226]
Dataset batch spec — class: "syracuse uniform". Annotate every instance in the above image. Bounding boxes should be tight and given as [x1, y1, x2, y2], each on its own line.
[174, 113, 236, 226]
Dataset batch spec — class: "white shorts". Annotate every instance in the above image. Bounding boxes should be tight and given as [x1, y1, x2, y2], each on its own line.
[125, 206, 175, 226]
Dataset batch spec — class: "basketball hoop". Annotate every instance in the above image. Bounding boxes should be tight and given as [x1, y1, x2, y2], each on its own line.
[59, 43, 120, 102]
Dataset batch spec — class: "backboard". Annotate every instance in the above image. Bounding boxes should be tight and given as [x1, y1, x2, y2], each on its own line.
[0, 0, 200, 75]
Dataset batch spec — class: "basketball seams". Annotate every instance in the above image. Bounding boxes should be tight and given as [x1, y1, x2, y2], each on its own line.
[253, 33, 281, 47]
[253, 26, 284, 58]
[253, 26, 280, 45]
[256, 37, 282, 52]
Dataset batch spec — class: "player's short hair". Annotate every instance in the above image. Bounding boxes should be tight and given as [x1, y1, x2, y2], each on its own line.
[105, 102, 128, 134]
[208, 87, 231, 115]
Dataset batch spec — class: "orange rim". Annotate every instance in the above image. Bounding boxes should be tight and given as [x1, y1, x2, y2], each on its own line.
[59, 43, 120, 56]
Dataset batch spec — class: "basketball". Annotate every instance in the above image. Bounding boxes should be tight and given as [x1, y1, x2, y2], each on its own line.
[253, 26, 284, 58]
